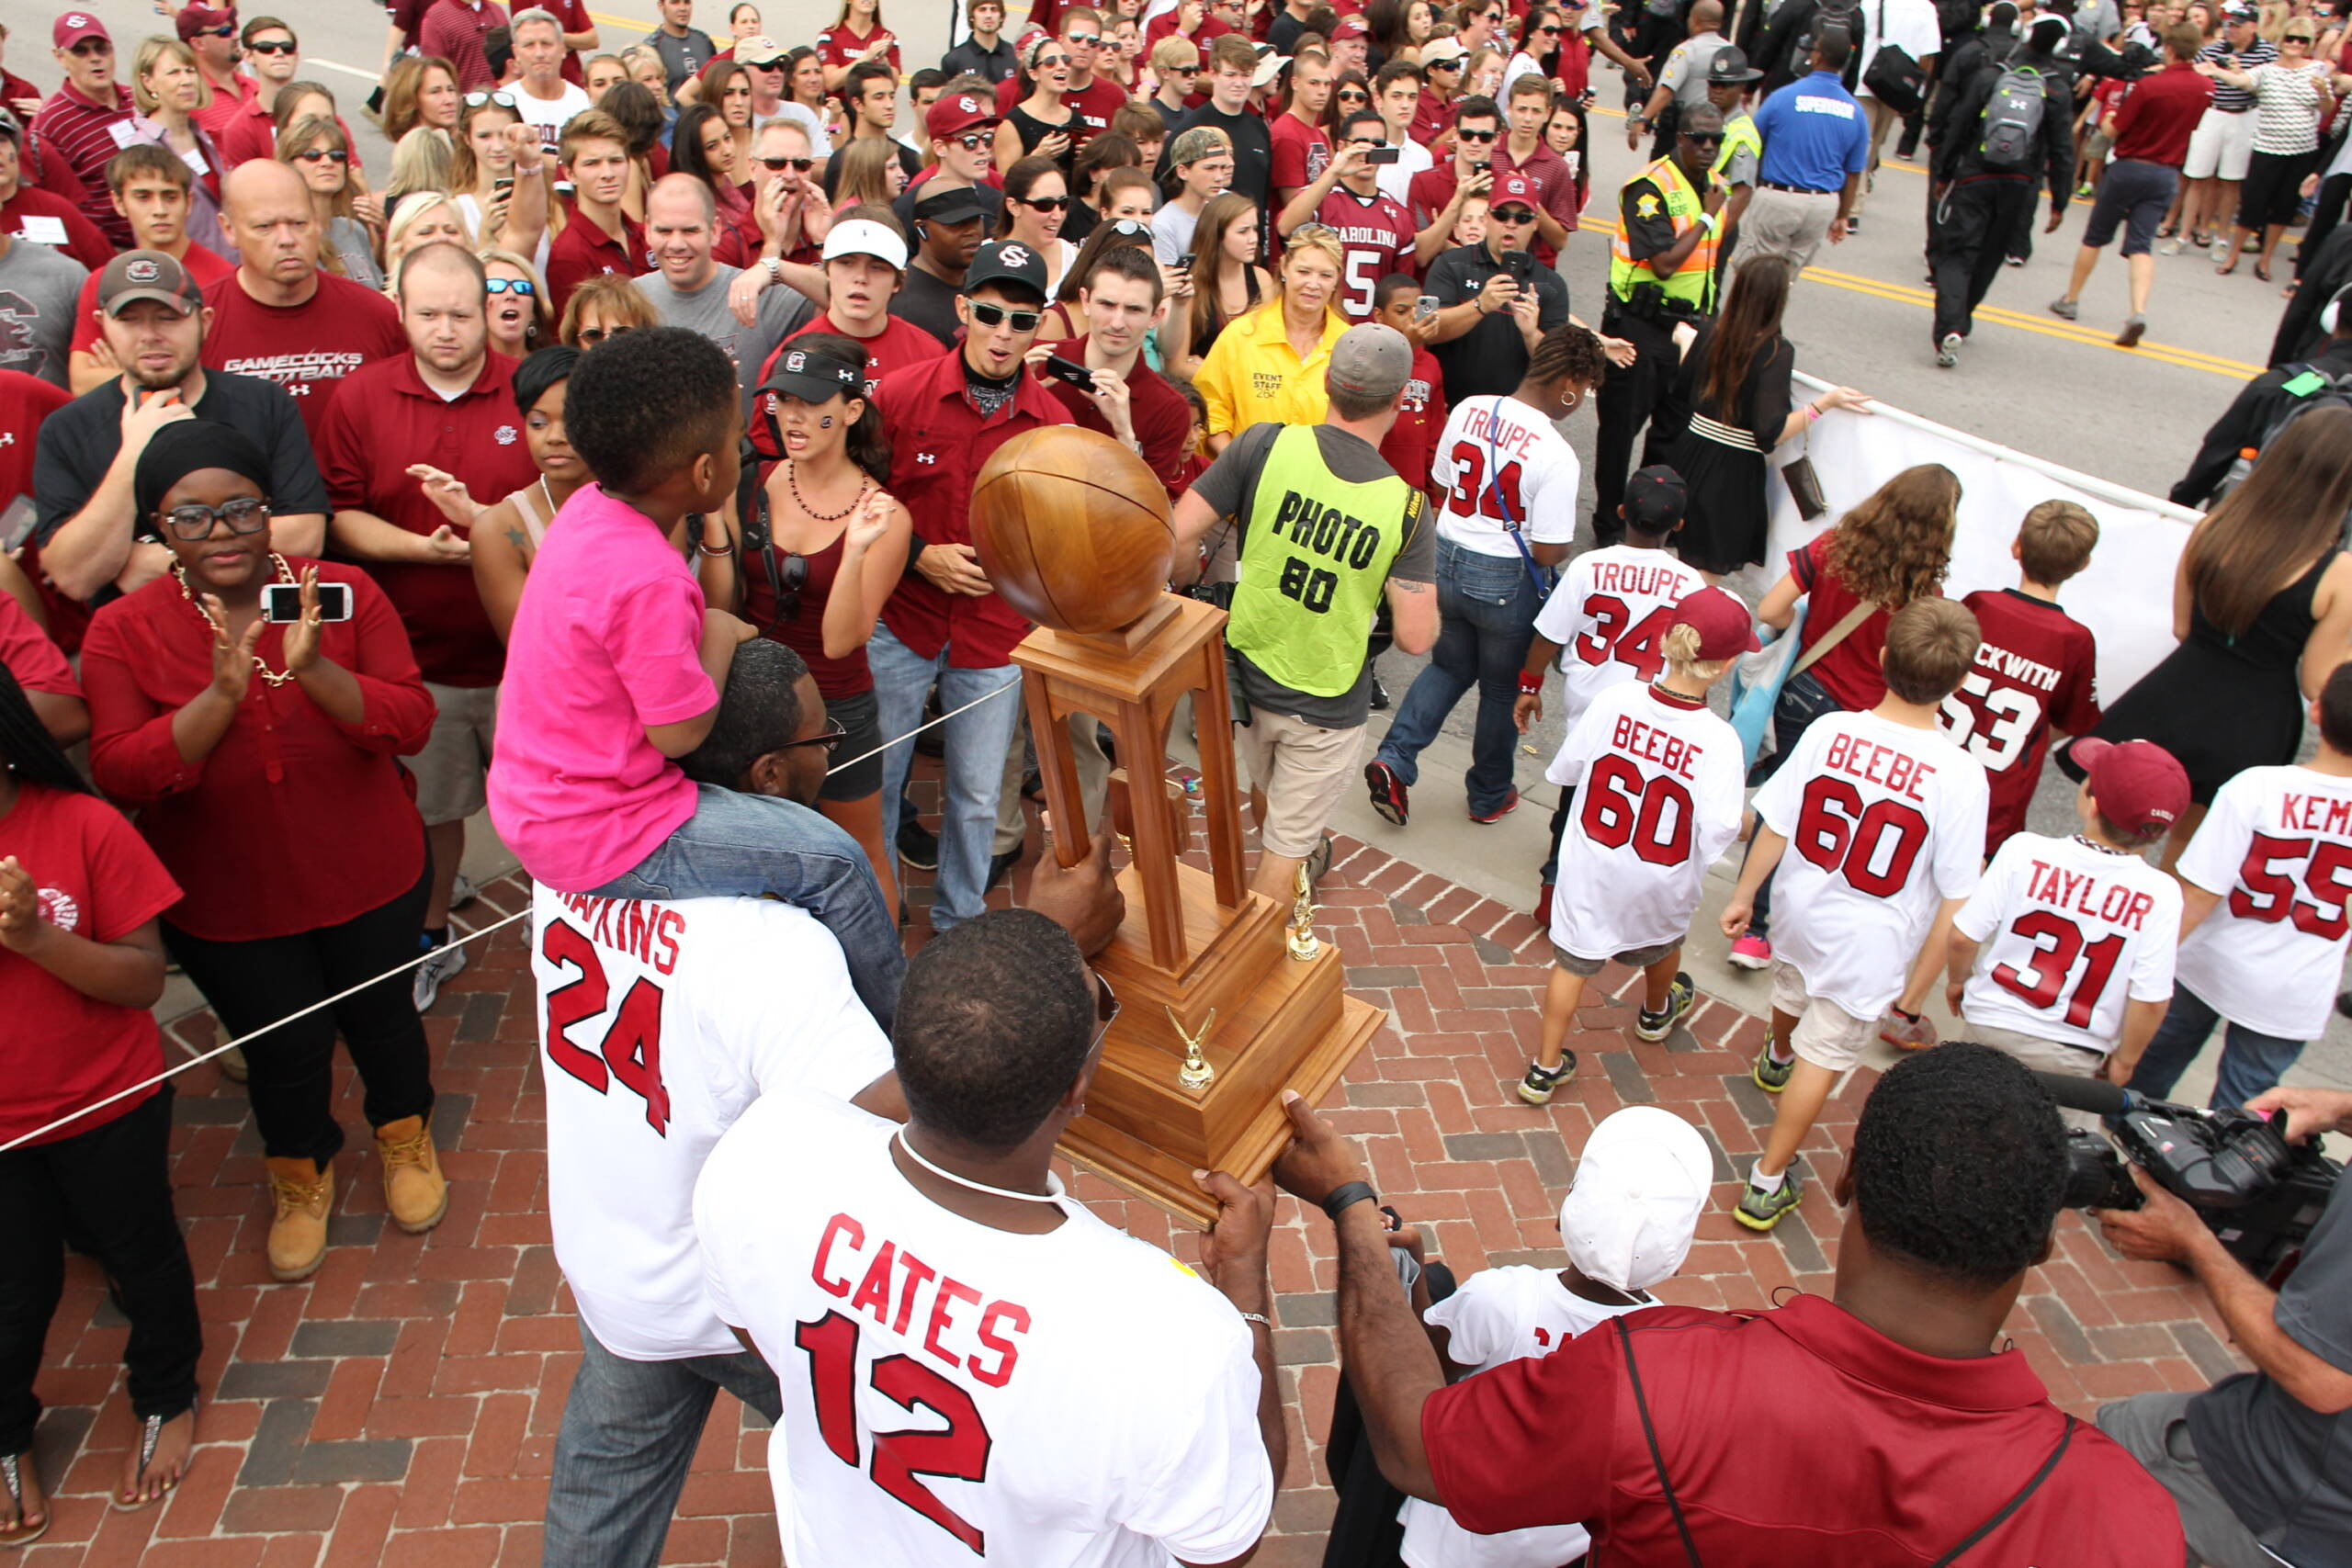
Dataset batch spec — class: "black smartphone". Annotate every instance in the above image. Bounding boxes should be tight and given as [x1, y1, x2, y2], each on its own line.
[1176, 252, 1195, 271]
[492, 175, 514, 194]
[1501, 249, 1535, 284]
[1363, 145, 1400, 164]
[1043, 354, 1097, 390]
[260, 581, 354, 624]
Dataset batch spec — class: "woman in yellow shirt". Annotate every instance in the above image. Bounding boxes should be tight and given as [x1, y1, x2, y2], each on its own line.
[1193, 225, 1351, 453]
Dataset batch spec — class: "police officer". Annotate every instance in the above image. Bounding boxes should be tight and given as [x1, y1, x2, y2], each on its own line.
[1928, 14, 2074, 368]
[1707, 47, 1765, 277]
[1593, 104, 1724, 547]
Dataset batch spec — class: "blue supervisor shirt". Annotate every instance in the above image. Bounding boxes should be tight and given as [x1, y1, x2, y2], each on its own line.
[1752, 71, 1871, 191]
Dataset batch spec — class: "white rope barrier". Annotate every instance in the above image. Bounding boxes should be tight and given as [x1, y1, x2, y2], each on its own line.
[3, 678, 1023, 1153]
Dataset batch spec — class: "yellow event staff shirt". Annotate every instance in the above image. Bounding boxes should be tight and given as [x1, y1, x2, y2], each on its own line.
[1192, 301, 1350, 439]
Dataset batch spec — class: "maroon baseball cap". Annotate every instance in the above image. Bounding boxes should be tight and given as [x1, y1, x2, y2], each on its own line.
[2072, 739, 2190, 837]
[1669, 586, 1761, 662]
[1490, 171, 1538, 216]
[927, 90, 1000, 141]
[52, 10, 109, 49]
[175, 3, 237, 41]
[1332, 14, 1370, 37]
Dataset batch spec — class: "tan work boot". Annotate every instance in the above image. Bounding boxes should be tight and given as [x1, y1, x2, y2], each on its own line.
[375, 1114, 447, 1234]
[264, 1156, 333, 1281]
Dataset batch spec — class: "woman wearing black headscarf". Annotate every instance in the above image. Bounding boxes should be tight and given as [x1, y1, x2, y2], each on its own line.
[79, 423, 444, 1288]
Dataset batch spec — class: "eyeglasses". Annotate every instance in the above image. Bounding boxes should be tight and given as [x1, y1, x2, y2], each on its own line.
[2287, 29, 2316, 38]
[1089, 972, 1121, 1053]
[967, 299, 1044, 331]
[1456, 126, 1498, 141]
[1066, 30, 1102, 44]
[67, 39, 110, 56]
[575, 323, 635, 345]
[1430, 56, 1462, 70]
[465, 89, 517, 108]
[1534, 23, 1564, 33]
[1683, 130, 1724, 144]
[162, 497, 269, 540]
[292, 147, 349, 164]
[486, 276, 537, 296]
[1347, 135, 1386, 147]
[200, 22, 236, 37]
[1109, 218, 1148, 235]
[756, 154, 816, 170]
[1490, 205, 1535, 220]
[950, 132, 990, 151]
[245, 38, 297, 54]
[777, 714, 848, 751]
[1017, 192, 1069, 210]
[1169, 63, 1200, 74]
[1337, 89, 1370, 101]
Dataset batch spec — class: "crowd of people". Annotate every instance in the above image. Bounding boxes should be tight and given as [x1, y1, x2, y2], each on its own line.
[1, 0, 2349, 1563]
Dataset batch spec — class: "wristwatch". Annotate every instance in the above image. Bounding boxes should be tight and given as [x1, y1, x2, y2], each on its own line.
[763, 256, 783, 285]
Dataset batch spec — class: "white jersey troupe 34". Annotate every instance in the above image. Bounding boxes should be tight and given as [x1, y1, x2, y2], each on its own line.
[1430, 394, 1582, 558]
[693, 1089, 1274, 1568]
[530, 884, 892, 1362]
[1546, 683, 1746, 960]
[2174, 765, 2352, 1041]
[1754, 709, 1989, 1020]
[1532, 546, 1709, 743]
[1396, 1268, 1656, 1568]
[1955, 832, 2182, 1055]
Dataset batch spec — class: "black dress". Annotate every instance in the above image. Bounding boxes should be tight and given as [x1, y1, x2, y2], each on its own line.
[1005, 100, 1079, 174]
[2087, 551, 2335, 804]
[1653, 323, 1794, 576]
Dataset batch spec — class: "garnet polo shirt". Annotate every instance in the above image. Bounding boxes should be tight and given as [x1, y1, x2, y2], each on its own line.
[1422, 1293, 2185, 1566]
[0, 186, 114, 271]
[30, 81, 137, 250]
[870, 349, 1069, 670]
[543, 209, 649, 323]
[2109, 58, 2214, 167]
[199, 268, 406, 447]
[315, 353, 539, 688]
[1042, 335, 1194, 500]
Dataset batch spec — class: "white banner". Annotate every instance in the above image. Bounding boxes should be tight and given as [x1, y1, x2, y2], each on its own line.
[1747, 375, 2201, 703]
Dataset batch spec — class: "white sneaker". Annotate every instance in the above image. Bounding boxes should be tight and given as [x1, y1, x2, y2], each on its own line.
[449, 872, 480, 911]
[1936, 333, 1962, 368]
[413, 936, 468, 1012]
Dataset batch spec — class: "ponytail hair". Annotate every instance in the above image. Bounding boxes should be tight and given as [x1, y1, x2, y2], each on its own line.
[1661, 622, 1727, 682]
[0, 665, 94, 795]
[786, 331, 894, 486]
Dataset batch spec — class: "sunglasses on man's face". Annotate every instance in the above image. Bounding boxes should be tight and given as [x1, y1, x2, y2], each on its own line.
[68, 39, 110, 57]
[967, 299, 1044, 332]
[199, 23, 235, 36]
[1456, 126, 1498, 141]
[1066, 30, 1102, 44]
[246, 38, 296, 54]
[1683, 130, 1724, 145]
[757, 154, 816, 171]
[1490, 205, 1535, 221]
[949, 132, 990, 151]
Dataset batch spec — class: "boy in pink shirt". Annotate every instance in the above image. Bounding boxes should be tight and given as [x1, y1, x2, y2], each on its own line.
[489, 329, 903, 1024]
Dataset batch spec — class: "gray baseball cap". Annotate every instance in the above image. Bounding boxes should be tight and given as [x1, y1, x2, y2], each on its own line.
[1327, 322, 1412, 402]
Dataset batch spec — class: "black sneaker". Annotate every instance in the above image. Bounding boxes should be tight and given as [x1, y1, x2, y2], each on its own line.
[1634, 973, 1695, 1043]
[1735, 1168, 1804, 1232]
[983, 846, 1021, 893]
[1364, 760, 1409, 826]
[1516, 1055, 1577, 1105]
[1369, 674, 1390, 710]
[897, 819, 940, 872]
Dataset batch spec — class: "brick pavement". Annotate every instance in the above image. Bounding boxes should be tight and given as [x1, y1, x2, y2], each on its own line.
[23, 827, 2246, 1567]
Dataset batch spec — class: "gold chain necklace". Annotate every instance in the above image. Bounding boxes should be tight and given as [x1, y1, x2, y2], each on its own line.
[175, 552, 301, 688]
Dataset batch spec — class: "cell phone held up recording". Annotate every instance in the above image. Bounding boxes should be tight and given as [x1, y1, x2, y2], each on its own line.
[261, 581, 354, 624]
[492, 175, 514, 194]
[1501, 250, 1536, 286]
[1042, 354, 1098, 391]
[1363, 145, 1401, 164]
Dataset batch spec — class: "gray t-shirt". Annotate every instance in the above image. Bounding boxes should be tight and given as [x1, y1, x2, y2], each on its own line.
[638, 262, 814, 419]
[2188, 1168, 2352, 1563]
[0, 238, 87, 388]
[1660, 32, 1731, 109]
[1188, 420, 1436, 729]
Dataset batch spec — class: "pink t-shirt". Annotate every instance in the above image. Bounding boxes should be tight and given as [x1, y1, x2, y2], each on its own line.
[487, 485, 714, 891]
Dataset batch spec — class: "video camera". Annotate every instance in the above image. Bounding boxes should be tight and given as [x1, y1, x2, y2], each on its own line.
[2037, 1072, 2340, 1281]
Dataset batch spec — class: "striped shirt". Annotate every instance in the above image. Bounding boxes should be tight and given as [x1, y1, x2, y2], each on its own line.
[420, 0, 510, 90]
[29, 82, 135, 251]
[2198, 37, 2276, 112]
[2250, 60, 2333, 154]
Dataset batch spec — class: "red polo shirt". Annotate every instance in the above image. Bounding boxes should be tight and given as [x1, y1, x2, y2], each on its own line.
[544, 209, 649, 322]
[80, 558, 435, 942]
[0, 369, 74, 645]
[814, 21, 901, 74]
[1407, 162, 1464, 231]
[750, 310, 945, 458]
[315, 353, 538, 688]
[546, 0, 593, 85]
[199, 268, 407, 446]
[1490, 138, 1580, 265]
[2111, 60, 2215, 167]
[29, 82, 137, 250]
[1042, 335, 1194, 500]
[422, 0, 511, 89]
[216, 98, 365, 171]
[193, 71, 255, 141]
[1423, 1294, 2184, 1566]
[872, 349, 1069, 669]
[69, 244, 233, 355]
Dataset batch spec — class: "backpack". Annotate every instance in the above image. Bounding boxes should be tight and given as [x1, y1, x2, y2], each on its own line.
[1799, 0, 1869, 86]
[1977, 62, 2048, 169]
[2217, 359, 2352, 505]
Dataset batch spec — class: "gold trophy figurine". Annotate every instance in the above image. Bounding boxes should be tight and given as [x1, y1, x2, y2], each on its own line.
[1169, 1006, 1216, 1089]
[1286, 863, 1322, 962]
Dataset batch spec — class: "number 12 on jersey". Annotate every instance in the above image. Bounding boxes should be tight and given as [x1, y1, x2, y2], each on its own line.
[797, 1311, 995, 1555]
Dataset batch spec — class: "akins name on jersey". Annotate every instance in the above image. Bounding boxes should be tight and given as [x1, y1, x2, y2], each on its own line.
[550, 889, 685, 976]
[811, 1212, 1031, 1388]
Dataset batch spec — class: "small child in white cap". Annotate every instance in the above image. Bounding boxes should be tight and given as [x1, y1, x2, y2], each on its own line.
[1396, 1106, 1713, 1568]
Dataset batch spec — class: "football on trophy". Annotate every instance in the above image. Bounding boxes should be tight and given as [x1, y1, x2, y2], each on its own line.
[969, 425, 1176, 634]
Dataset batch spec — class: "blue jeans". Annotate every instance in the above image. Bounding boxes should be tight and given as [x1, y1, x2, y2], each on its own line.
[868, 625, 1024, 931]
[1374, 538, 1547, 817]
[588, 782, 902, 1032]
[1738, 670, 1846, 941]
[541, 1319, 783, 1568]
[2126, 985, 2306, 1110]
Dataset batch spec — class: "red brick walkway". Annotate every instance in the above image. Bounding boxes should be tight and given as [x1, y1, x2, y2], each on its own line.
[25, 835, 2245, 1567]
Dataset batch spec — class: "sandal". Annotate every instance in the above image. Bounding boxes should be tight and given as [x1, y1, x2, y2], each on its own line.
[2255, 262, 2272, 283]
[108, 1406, 191, 1513]
[0, 1451, 47, 1549]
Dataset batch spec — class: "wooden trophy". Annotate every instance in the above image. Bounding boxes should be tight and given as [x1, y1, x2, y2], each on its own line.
[971, 426, 1385, 1224]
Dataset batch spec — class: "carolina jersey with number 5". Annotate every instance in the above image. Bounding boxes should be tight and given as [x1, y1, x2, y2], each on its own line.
[695, 1090, 1273, 1568]
[1954, 832, 2180, 1054]
[1936, 590, 2099, 853]
[532, 886, 891, 1361]
[1532, 546, 1708, 753]
[2174, 765, 2352, 1041]
[1754, 709, 1987, 1019]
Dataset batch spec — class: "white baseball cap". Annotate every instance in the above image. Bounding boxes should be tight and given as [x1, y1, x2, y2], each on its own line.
[821, 217, 909, 273]
[1559, 1107, 1713, 1293]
